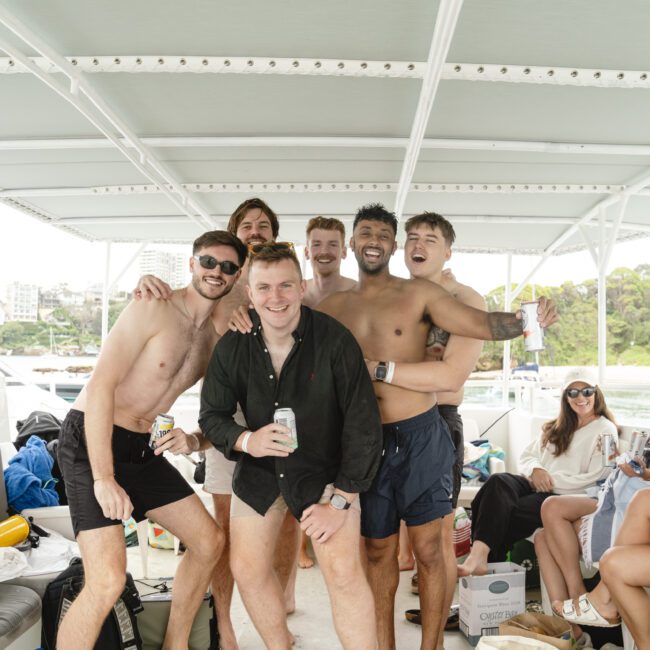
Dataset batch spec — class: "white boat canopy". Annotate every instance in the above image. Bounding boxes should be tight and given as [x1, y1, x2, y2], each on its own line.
[2, 0, 650, 259]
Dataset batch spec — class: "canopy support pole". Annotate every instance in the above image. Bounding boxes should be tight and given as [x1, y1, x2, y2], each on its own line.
[101, 241, 112, 343]
[502, 253, 513, 406]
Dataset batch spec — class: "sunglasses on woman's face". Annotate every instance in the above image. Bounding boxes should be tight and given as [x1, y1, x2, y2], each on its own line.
[193, 255, 240, 276]
[566, 387, 596, 399]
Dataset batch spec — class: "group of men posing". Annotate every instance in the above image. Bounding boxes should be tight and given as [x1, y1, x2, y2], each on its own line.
[56, 198, 556, 650]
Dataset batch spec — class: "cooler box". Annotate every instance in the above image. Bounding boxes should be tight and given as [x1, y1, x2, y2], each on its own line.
[136, 577, 217, 649]
[459, 562, 526, 646]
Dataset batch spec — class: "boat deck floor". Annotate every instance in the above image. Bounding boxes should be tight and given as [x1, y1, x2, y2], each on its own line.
[128, 544, 474, 649]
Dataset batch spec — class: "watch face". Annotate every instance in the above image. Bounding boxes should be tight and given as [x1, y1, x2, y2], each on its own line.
[330, 494, 348, 510]
[375, 363, 387, 381]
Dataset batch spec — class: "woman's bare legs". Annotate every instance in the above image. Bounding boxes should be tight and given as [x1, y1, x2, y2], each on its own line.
[540, 496, 597, 599]
[600, 489, 650, 648]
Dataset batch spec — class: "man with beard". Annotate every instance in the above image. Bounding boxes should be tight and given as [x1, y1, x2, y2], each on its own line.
[56, 230, 246, 649]
[317, 203, 557, 650]
[366, 212, 486, 645]
[136, 197, 300, 650]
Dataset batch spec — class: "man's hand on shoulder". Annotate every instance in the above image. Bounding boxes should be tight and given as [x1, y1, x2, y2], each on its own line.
[238, 423, 296, 457]
[300, 503, 347, 544]
[153, 427, 201, 455]
[228, 305, 254, 334]
[94, 476, 134, 521]
[133, 274, 173, 301]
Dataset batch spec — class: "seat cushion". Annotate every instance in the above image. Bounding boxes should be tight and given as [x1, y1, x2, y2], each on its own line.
[0, 584, 41, 648]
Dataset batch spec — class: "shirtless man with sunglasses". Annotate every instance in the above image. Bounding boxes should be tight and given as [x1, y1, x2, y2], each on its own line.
[56, 230, 246, 650]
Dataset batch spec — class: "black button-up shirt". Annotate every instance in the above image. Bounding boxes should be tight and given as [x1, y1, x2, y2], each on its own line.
[199, 306, 382, 519]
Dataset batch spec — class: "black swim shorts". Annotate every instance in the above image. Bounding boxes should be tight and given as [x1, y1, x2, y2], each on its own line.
[58, 409, 194, 537]
[360, 406, 454, 539]
[438, 404, 464, 509]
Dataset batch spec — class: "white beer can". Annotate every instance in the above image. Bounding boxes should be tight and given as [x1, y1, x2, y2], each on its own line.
[273, 408, 298, 449]
[521, 300, 545, 352]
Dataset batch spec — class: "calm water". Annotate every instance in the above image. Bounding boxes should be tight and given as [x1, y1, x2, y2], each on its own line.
[4, 355, 650, 425]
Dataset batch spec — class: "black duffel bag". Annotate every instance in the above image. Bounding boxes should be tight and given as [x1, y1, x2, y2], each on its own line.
[41, 557, 143, 650]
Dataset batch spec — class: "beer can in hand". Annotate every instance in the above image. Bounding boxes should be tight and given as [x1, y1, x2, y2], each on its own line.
[273, 408, 298, 449]
[601, 432, 617, 468]
[521, 301, 545, 352]
[630, 431, 649, 460]
[149, 413, 174, 450]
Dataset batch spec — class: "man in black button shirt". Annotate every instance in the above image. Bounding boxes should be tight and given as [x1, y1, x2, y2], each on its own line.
[200, 243, 382, 650]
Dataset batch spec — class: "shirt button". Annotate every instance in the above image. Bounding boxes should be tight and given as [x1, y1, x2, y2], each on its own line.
[264, 348, 268, 352]
[279, 473, 285, 478]
[269, 374, 274, 379]
[274, 402, 279, 406]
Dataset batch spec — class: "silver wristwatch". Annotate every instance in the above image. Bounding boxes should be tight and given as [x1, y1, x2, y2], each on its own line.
[329, 494, 352, 510]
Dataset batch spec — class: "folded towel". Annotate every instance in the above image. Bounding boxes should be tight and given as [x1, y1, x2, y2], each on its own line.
[4, 437, 59, 511]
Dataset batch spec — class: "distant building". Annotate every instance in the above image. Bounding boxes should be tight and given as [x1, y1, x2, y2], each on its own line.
[0, 301, 6, 325]
[139, 250, 187, 289]
[6, 282, 39, 322]
[40, 284, 84, 309]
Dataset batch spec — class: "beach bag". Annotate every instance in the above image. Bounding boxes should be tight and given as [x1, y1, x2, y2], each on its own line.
[499, 612, 573, 650]
[41, 557, 143, 650]
[476, 635, 557, 650]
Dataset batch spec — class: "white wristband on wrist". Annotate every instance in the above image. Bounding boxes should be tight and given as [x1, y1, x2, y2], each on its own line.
[241, 431, 253, 453]
[384, 361, 396, 384]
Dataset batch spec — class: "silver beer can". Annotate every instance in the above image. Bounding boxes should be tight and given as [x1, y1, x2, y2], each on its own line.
[273, 408, 298, 449]
[521, 301, 545, 352]
[149, 413, 174, 449]
[630, 431, 649, 460]
[601, 432, 617, 468]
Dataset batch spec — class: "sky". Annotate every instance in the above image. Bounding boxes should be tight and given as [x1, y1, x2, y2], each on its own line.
[1, 202, 649, 297]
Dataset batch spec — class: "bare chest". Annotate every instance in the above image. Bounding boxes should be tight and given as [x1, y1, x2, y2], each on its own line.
[139, 324, 217, 389]
[337, 291, 431, 361]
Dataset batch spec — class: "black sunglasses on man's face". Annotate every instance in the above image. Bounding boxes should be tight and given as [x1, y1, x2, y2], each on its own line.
[193, 255, 240, 276]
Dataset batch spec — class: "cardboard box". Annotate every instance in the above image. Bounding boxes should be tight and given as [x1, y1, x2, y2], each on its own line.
[459, 562, 526, 646]
[499, 613, 573, 650]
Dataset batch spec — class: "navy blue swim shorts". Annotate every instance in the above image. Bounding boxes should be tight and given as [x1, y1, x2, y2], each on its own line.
[360, 405, 454, 539]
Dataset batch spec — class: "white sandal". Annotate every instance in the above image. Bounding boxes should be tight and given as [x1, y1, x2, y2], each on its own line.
[554, 594, 620, 628]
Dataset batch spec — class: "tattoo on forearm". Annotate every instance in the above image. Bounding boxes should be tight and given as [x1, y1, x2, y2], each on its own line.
[487, 312, 524, 340]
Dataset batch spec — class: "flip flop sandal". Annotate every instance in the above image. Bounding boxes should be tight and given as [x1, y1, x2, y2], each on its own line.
[405, 609, 421, 625]
[404, 608, 460, 630]
[444, 611, 460, 631]
[554, 594, 621, 628]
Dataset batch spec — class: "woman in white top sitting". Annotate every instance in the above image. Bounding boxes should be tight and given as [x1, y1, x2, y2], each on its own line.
[458, 369, 618, 577]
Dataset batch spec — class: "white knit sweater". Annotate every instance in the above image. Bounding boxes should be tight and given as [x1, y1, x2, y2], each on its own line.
[517, 416, 618, 495]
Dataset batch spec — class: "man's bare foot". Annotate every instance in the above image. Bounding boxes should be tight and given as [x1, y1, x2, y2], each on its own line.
[457, 554, 488, 577]
[299, 549, 314, 569]
[398, 554, 415, 571]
